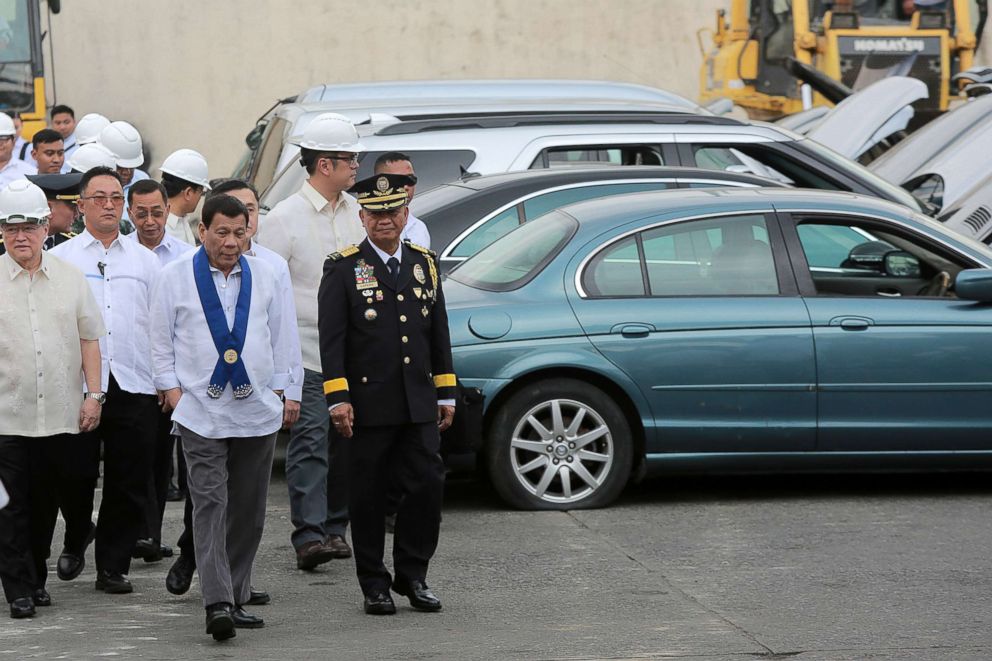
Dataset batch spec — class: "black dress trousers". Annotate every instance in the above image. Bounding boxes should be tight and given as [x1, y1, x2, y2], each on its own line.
[348, 421, 445, 595]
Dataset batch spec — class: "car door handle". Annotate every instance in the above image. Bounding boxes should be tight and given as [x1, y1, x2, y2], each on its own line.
[611, 323, 654, 338]
[876, 288, 902, 297]
[839, 318, 870, 331]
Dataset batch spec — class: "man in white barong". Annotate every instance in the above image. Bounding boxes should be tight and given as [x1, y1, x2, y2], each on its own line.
[150, 194, 299, 642]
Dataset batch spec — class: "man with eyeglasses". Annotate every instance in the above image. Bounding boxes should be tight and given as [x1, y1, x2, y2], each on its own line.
[0, 173, 79, 256]
[125, 178, 192, 564]
[50, 166, 162, 595]
[256, 112, 365, 571]
[0, 113, 36, 188]
[0, 180, 104, 619]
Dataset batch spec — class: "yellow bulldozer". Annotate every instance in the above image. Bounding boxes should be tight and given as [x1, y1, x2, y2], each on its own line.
[699, 0, 988, 123]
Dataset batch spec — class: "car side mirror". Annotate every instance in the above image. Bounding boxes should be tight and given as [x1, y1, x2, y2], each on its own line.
[955, 269, 992, 302]
[883, 250, 922, 278]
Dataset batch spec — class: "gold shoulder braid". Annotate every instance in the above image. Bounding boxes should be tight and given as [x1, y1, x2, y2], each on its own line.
[327, 245, 360, 261]
[405, 240, 438, 290]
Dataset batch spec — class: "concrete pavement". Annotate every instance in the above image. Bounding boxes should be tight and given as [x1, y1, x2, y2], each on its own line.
[3, 471, 992, 660]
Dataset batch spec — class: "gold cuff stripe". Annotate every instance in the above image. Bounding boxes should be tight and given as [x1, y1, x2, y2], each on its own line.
[323, 378, 349, 394]
[434, 374, 457, 388]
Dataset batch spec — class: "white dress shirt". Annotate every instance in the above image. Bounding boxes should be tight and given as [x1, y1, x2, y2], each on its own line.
[245, 240, 304, 402]
[150, 253, 297, 438]
[0, 252, 105, 436]
[401, 211, 431, 249]
[51, 228, 161, 394]
[0, 157, 36, 188]
[256, 181, 365, 371]
[165, 212, 198, 246]
[125, 230, 193, 267]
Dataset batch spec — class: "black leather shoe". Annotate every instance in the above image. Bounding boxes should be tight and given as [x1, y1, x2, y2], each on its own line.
[166, 483, 184, 502]
[205, 603, 236, 641]
[94, 570, 133, 594]
[57, 522, 96, 581]
[392, 578, 442, 612]
[245, 587, 270, 605]
[159, 543, 174, 559]
[363, 590, 396, 615]
[166, 554, 196, 595]
[133, 538, 162, 562]
[31, 588, 51, 607]
[9, 597, 35, 619]
[231, 606, 264, 628]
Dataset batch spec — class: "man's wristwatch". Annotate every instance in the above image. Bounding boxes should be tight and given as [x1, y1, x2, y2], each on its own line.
[85, 392, 106, 405]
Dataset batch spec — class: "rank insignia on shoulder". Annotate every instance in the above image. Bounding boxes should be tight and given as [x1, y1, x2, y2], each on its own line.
[327, 245, 360, 261]
[403, 239, 436, 258]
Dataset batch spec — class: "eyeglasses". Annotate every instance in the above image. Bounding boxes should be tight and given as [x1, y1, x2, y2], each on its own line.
[131, 208, 167, 220]
[80, 194, 126, 206]
[322, 155, 360, 166]
[0, 222, 45, 234]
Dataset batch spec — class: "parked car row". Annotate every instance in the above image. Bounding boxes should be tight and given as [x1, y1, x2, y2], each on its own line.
[240, 79, 992, 510]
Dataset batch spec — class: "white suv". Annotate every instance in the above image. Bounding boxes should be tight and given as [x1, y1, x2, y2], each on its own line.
[256, 110, 922, 217]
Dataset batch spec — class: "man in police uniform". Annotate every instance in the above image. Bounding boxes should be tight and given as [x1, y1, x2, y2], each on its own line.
[317, 173, 455, 615]
[0, 173, 78, 255]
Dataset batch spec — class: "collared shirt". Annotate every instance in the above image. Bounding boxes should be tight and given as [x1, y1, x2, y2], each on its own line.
[245, 240, 304, 402]
[401, 211, 431, 249]
[165, 212, 198, 246]
[125, 230, 193, 268]
[0, 157, 37, 188]
[256, 180, 365, 371]
[151, 252, 298, 438]
[50, 228, 161, 394]
[0, 252, 105, 436]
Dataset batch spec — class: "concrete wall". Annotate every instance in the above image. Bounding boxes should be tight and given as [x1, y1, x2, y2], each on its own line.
[41, 0, 991, 176]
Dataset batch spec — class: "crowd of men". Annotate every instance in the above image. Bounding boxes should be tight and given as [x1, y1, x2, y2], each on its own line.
[0, 106, 456, 641]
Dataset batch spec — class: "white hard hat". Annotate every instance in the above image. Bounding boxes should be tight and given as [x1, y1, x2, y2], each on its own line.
[292, 112, 364, 152]
[0, 180, 51, 223]
[160, 148, 210, 189]
[74, 113, 110, 146]
[0, 112, 15, 137]
[67, 142, 118, 173]
[100, 121, 144, 168]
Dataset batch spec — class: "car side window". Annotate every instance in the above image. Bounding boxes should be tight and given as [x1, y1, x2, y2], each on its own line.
[448, 206, 522, 258]
[582, 214, 779, 297]
[794, 217, 961, 298]
[450, 183, 675, 260]
[530, 145, 665, 169]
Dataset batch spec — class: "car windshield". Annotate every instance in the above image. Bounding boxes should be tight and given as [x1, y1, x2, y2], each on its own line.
[799, 137, 924, 212]
[449, 211, 577, 291]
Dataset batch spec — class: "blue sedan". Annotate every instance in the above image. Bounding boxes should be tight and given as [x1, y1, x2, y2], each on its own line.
[443, 188, 992, 510]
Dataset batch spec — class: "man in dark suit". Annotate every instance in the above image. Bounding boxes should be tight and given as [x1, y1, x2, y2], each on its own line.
[317, 173, 455, 615]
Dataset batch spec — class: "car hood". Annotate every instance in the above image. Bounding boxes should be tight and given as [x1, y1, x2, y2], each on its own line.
[869, 94, 992, 185]
[808, 77, 928, 159]
[775, 106, 830, 135]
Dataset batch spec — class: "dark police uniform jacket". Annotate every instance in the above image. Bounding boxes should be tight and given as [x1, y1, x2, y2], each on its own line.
[0, 231, 74, 256]
[318, 238, 456, 427]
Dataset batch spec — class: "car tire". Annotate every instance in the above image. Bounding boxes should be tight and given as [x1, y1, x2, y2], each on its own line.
[486, 378, 633, 510]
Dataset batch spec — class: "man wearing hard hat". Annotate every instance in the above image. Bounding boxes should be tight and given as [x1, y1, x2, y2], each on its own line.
[0, 180, 104, 619]
[256, 112, 365, 571]
[160, 148, 210, 246]
[0, 113, 36, 188]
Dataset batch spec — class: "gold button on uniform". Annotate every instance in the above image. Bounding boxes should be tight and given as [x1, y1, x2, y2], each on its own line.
[400, 315, 407, 322]
[397, 294, 404, 301]
[361, 377, 368, 383]
[403, 357, 410, 364]
[402, 336, 408, 343]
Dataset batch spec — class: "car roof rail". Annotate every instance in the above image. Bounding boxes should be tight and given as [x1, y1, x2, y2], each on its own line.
[373, 112, 744, 135]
